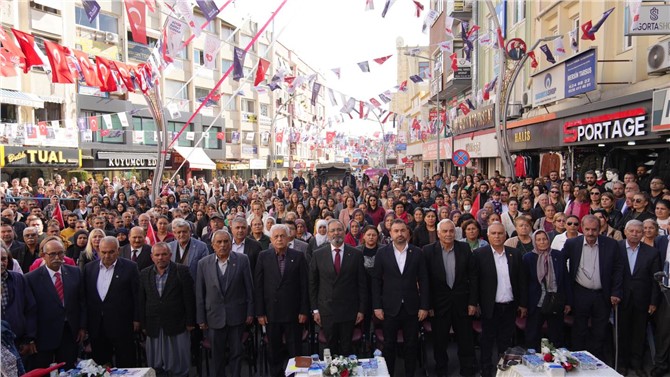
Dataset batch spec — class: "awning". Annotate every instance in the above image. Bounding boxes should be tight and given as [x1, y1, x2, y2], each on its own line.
[0, 89, 44, 108]
[38, 95, 65, 104]
[173, 146, 216, 170]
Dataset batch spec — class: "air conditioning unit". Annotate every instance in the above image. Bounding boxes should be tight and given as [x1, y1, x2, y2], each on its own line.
[105, 32, 119, 44]
[521, 90, 532, 108]
[647, 39, 670, 75]
[507, 102, 523, 119]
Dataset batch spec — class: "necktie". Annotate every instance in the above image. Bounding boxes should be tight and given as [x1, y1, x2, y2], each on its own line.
[132, 250, 138, 262]
[54, 272, 64, 303]
[334, 248, 341, 275]
[278, 254, 285, 276]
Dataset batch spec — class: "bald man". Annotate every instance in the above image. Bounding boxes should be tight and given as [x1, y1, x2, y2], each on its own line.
[120, 227, 153, 271]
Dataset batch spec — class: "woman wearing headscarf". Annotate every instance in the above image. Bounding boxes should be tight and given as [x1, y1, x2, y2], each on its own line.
[66, 230, 89, 262]
[377, 212, 395, 246]
[263, 216, 276, 237]
[295, 218, 313, 243]
[344, 220, 363, 247]
[522, 229, 571, 350]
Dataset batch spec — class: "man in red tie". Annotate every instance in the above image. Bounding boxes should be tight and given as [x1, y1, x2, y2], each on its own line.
[25, 236, 86, 370]
[309, 220, 367, 357]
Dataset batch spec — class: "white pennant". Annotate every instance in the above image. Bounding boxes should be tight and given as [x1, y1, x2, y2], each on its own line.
[554, 36, 566, 56]
[133, 130, 145, 144]
[174, 0, 200, 37]
[186, 131, 195, 141]
[118, 112, 130, 128]
[423, 10, 439, 34]
[165, 16, 187, 62]
[102, 114, 113, 129]
[628, 0, 642, 32]
[439, 40, 453, 53]
[327, 88, 338, 106]
[50, 120, 59, 129]
[569, 28, 579, 52]
[203, 33, 221, 70]
[444, 16, 455, 39]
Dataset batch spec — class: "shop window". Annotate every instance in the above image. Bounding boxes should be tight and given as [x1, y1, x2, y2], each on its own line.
[1, 104, 17, 123]
[221, 59, 233, 72]
[132, 117, 158, 146]
[205, 126, 222, 149]
[259, 43, 269, 56]
[242, 99, 256, 113]
[75, 7, 118, 34]
[30, 1, 60, 15]
[165, 80, 188, 101]
[34, 103, 61, 122]
[418, 61, 429, 79]
[221, 94, 236, 111]
[240, 34, 254, 51]
[514, 0, 525, 25]
[221, 24, 236, 42]
[81, 110, 125, 144]
[195, 14, 216, 34]
[168, 121, 193, 147]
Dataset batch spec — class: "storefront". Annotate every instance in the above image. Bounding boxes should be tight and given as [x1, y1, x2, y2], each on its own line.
[453, 129, 501, 177]
[507, 115, 565, 179]
[421, 138, 453, 177]
[0, 146, 81, 181]
[81, 151, 172, 182]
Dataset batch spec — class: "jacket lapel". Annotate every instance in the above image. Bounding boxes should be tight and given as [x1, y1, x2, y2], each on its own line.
[42, 267, 63, 307]
[505, 247, 515, 277]
[161, 265, 178, 296]
[224, 252, 238, 293]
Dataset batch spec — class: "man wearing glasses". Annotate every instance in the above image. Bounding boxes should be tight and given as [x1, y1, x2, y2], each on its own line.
[551, 215, 582, 251]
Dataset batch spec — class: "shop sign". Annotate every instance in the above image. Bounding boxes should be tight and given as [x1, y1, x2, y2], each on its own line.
[0, 146, 81, 168]
[652, 88, 670, 132]
[452, 105, 494, 134]
[250, 159, 267, 169]
[513, 129, 531, 143]
[625, 5, 670, 35]
[465, 142, 481, 153]
[563, 108, 648, 144]
[532, 49, 597, 107]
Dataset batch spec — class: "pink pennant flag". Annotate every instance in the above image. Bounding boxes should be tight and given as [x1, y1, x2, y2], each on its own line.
[373, 55, 392, 64]
[554, 36, 566, 56]
[439, 40, 453, 54]
[365, 0, 374, 11]
[444, 16, 455, 38]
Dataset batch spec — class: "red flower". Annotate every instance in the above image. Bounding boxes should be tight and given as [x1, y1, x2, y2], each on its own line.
[341, 369, 349, 377]
[543, 353, 553, 362]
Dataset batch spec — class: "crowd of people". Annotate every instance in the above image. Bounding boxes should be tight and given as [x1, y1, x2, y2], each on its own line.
[1, 165, 670, 377]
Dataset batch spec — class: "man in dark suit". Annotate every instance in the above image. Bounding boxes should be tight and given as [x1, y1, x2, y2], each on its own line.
[169, 218, 210, 282]
[653, 234, 670, 377]
[423, 219, 477, 377]
[563, 214, 622, 363]
[1, 223, 24, 257]
[230, 216, 263, 272]
[255, 224, 309, 377]
[471, 222, 527, 377]
[616, 220, 660, 376]
[120, 226, 153, 271]
[309, 219, 367, 357]
[139, 242, 195, 377]
[1, 246, 37, 353]
[373, 219, 429, 377]
[25, 237, 86, 369]
[83, 236, 140, 367]
[284, 220, 312, 263]
[196, 230, 254, 377]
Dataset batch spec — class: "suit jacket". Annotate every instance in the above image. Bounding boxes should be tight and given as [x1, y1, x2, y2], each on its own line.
[139, 262, 195, 337]
[168, 237, 209, 282]
[522, 249, 572, 313]
[254, 248, 309, 322]
[655, 235, 670, 263]
[120, 244, 153, 272]
[309, 244, 367, 322]
[372, 243, 430, 317]
[25, 265, 85, 351]
[195, 252, 254, 328]
[423, 240, 476, 316]
[83, 258, 140, 340]
[618, 240, 661, 309]
[471, 245, 527, 319]
[563, 235, 623, 300]
[272, 238, 312, 265]
[2, 271, 37, 341]
[236, 237, 262, 273]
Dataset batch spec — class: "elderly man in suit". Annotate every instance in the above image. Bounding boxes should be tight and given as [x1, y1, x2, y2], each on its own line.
[230, 216, 263, 273]
[423, 219, 477, 377]
[139, 242, 195, 377]
[169, 218, 209, 281]
[284, 220, 311, 263]
[653, 233, 670, 377]
[196, 230, 254, 377]
[373, 219, 429, 377]
[309, 219, 367, 357]
[83, 236, 140, 367]
[121, 226, 153, 271]
[563, 214, 622, 364]
[25, 237, 86, 369]
[616, 220, 660, 376]
[255, 224, 309, 377]
[472, 222, 527, 377]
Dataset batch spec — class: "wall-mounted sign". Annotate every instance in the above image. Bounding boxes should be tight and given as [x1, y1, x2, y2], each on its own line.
[625, 5, 670, 35]
[563, 108, 648, 144]
[652, 88, 670, 132]
[94, 152, 171, 170]
[0, 146, 81, 168]
[532, 49, 597, 107]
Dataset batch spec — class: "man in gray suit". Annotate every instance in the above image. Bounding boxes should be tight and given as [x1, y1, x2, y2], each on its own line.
[284, 220, 312, 263]
[169, 218, 209, 281]
[196, 230, 254, 377]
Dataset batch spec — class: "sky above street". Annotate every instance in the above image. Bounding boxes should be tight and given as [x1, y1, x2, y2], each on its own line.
[229, 0, 428, 136]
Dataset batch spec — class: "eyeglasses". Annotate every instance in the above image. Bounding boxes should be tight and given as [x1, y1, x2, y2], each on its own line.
[634, 198, 644, 203]
[550, 191, 559, 194]
[590, 192, 600, 195]
[567, 222, 579, 226]
[44, 251, 64, 258]
[555, 218, 565, 222]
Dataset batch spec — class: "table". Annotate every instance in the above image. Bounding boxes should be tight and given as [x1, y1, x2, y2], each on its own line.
[285, 357, 390, 377]
[496, 351, 621, 377]
[67, 368, 156, 377]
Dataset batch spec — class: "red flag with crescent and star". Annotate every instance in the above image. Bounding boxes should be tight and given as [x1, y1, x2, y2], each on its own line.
[44, 41, 75, 83]
[124, 0, 147, 44]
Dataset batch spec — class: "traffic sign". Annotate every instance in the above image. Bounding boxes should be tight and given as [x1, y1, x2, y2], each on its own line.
[453, 149, 470, 167]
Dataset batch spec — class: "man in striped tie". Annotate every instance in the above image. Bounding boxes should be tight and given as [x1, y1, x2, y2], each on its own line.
[25, 236, 86, 370]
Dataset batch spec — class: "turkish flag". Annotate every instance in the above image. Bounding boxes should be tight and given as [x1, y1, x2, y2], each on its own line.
[276, 131, 283, 143]
[254, 58, 270, 86]
[44, 41, 75, 83]
[146, 223, 157, 246]
[0, 49, 17, 77]
[112, 61, 135, 91]
[373, 55, 392, 64]
[72, 50, 100, 87]
[10, 28, 44, 73]
[96, 56, 117, 92]
[0, 28, 26, 61]
[144, 0, 156, 12]
[527, 51, 538, 68]
[89, 116, 99, 132]
[216, 132, 225, 140]
[450, 53, 459, 71]
[581, 20, 595, 41]
[100, 129, 111, 137]
[326, 131, 335, 144]
[124, 0, 147, 44]
[38, 122, 48, 135]
[458, 102, 470, 115]
[53, 201, 64, 229]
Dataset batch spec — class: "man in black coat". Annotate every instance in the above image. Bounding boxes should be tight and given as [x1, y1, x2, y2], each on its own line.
[120, 226, 153, 271]
[255, 224, 309, 377]
[25, 237, 86, 369]
[652, 234, 670, 377]
[562, 215, 622, 363]
[423, 219, 477, 377]
[139, 242, 195, 377]
[83, 236, 140, 367]
[309, 219, 367, 357]
[471, 222, 527, 377]
[230, 216, 263, 273]
[373, 219, 430, 377]
[616, 220, 660, 376]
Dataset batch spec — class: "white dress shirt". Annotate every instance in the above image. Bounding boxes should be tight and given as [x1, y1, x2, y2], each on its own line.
[393, 243, 409, 274]
[232, 239, 245, 254]
[331, 244, 344, 264]
[492, 247, 514, 303]
[47, 267, 63, 287]
[97, 261, 117, 301]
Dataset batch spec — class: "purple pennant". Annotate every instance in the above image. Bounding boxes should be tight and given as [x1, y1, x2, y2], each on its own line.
[232, 47, 246, 81]
[466, 98, 476, 110]
[539, 44, 556, 64]
[311, 82, 322, 106]
[195, 0, 220, 21]
[409, 75, 423, 83]
[82, 0, 101, 23]
[77, 117, 87, 131]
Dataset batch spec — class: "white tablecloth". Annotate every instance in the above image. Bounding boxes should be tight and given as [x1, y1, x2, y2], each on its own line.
[70, 368, 156, 377]
[286, 357, 390, 377]
[496, 351, 621, 377]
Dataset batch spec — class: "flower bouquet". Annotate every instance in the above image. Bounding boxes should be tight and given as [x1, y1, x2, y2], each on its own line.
[66, 359, 111, 377]
[322, 355, 359, 377]
[540, 339, 580, 372]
